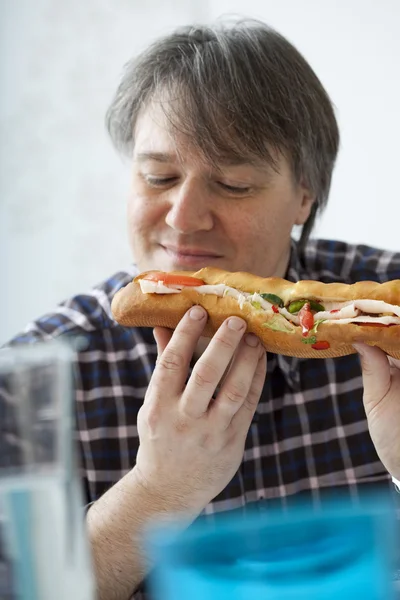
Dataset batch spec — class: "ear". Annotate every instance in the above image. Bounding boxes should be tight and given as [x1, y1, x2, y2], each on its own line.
[294, 183, 316, 226]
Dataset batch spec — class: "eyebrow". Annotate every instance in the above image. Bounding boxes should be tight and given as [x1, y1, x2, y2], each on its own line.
[135, 152, 177, 163]
[134, 151, 264, 170]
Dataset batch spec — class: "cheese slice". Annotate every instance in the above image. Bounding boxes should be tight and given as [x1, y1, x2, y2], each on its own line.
[324, 315, 400, 326]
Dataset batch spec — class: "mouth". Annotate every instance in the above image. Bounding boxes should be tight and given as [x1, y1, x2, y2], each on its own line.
[160, 245, 223, 267]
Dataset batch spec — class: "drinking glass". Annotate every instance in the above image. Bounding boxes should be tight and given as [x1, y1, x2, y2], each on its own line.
[0, 341, 95, 600]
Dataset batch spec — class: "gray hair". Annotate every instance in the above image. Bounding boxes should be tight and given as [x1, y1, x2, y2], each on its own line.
[106, 19, 339, 248]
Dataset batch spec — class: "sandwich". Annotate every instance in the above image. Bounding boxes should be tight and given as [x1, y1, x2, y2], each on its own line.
[111, 267, 400, 359]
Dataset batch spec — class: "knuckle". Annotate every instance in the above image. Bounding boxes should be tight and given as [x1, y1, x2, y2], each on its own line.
[242, 394, 258, 412]
[157, 347, 186, 371]
[174, 323, 193, 341]
[193, 360, 219, 387]
[192, 371, 211, 389]
[241, 400, 255, 414]
[214, 334, 237, 351]
[139, 405, 160, 433]
[224, 381, 247, 404]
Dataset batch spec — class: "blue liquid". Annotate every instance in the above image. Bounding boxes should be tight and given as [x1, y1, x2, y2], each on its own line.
[149, 497, 396, 600]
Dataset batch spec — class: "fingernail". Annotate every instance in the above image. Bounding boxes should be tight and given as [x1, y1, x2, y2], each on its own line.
[189, 306, 206, 320]
[245, 333, 259, 347]
[227, 317, 246, 331]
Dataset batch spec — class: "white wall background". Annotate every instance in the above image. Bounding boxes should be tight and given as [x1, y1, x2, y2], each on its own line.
[1, 0, 399, 344]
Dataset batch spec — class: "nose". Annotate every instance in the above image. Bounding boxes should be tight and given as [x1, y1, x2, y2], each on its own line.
[165, 178, 213, 233]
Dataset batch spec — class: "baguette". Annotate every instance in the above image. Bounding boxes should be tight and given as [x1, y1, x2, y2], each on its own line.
[111, 267, 400, 359]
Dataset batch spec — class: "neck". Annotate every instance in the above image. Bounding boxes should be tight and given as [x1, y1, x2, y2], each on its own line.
[274, 242, 292, 279]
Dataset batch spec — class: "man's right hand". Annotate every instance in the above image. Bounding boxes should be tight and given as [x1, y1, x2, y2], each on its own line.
[134, 305, 267, 512]
[87, 306, 266, 600]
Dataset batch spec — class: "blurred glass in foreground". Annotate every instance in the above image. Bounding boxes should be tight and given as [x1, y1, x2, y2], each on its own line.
[0, 342, 94, 600]
[148, 494, 397, 600]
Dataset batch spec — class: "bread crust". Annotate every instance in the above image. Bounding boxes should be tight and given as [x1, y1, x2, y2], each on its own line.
[111, 268, 400, 359]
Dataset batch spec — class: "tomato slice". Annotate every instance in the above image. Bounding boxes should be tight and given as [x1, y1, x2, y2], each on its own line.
[142, 272, 205, 286]
[311, 340, 330, 350]
[298, 303, 314, 336]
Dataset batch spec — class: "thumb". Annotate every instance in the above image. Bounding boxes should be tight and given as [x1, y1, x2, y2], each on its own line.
[353, 343, 391, 412]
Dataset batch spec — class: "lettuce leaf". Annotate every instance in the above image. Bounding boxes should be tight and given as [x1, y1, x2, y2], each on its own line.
[262, 316, 295, 333]
[250, 301, 263, 310]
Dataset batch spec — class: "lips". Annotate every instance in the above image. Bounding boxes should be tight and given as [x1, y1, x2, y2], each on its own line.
[163, 245, 221, 257]
[160, 244, 223, 267]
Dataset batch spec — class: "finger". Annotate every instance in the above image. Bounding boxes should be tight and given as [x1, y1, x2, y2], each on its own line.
[211, 333, 262, 425]
[150, 306, 208, 399]
[145, 328, 174, 400]
[230, 349, 267, 433]
[353, 343, 391, 414]
[153, 327, 173, 355]
[388, 356, 400, 370]
[182, 316, 247, 418]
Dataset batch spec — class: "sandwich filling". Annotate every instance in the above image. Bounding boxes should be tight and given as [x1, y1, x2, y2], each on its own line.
[138, 277, 400, 349]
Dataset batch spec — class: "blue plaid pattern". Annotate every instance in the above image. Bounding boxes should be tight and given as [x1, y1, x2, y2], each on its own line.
[3, 238, 400, 599]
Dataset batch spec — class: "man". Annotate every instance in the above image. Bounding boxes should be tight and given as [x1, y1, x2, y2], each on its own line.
[4, 19, 400, 600]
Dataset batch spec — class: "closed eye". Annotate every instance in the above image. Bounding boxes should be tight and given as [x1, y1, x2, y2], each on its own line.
[144, 175, 251, 194]
[219, 182, 251, 195]
[145, 176, 178, 187]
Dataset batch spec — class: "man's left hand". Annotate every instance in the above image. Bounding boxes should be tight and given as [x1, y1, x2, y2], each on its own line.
[354, 343, 400, 480]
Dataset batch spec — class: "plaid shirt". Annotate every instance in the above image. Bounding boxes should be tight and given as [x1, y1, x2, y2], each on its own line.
[5, 237, 400, 598]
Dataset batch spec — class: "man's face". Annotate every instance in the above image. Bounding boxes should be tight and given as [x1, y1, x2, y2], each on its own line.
[127, 104, 314, 278]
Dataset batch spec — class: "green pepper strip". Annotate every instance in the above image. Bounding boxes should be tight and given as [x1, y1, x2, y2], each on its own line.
[287, 299, 325, 314]
[259, 293, 284, 308]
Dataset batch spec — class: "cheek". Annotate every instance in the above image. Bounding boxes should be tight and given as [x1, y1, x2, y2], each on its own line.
[227, 207, 276, 243]
[127, 194, 165, 235]
[230, 201, 295, 254]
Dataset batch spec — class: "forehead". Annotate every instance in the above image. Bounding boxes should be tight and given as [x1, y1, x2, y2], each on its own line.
[133, 102, 281, 175]
[134, 103, 180, 152]
[134, 102, 219, 170]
